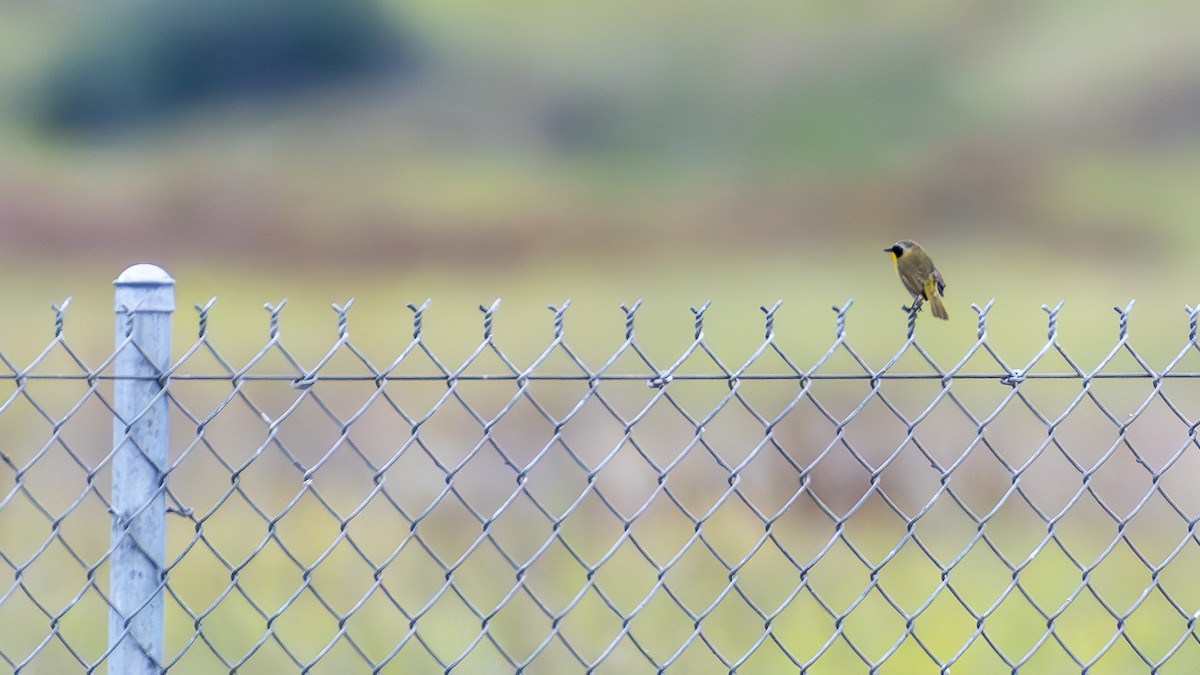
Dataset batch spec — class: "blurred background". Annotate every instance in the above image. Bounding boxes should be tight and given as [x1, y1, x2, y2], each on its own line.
[1, 0, 1199, 357]
[4, 0, 1200, 671]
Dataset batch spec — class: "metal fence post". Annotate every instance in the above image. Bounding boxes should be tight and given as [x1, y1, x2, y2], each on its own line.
[109, 264, 174, 675]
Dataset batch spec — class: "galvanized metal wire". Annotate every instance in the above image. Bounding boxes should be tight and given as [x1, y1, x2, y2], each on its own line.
[3, 291, 1200, 673]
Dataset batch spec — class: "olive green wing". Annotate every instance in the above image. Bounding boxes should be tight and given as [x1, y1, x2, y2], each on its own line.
[898, 262, 932, 297]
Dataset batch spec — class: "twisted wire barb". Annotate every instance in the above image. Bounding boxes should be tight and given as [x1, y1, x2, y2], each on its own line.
[480, 299, 500, 341]
[332, 298, 355, 339]
[620, 300, 642, 341]
[194, 298, 217, 338]
[1114, 299, 1134, 341]
[1043, 300, 1064, 341]
[52, 298, 71, 337]
[972, 299, 994, 340]
[832, 300, 853, 340]
[761, 300, 782, 341]
[691, 299, 712, 340]
[407, 299, 431, 339]
[548, 300, 571, 340]
[264, 299, 287, 339]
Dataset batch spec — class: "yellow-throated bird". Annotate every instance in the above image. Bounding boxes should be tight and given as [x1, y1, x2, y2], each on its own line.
[885, 240, 948, 320]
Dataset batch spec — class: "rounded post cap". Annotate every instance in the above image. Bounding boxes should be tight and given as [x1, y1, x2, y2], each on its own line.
[114, 264, 175, 312]
[115, 264, 175, 286]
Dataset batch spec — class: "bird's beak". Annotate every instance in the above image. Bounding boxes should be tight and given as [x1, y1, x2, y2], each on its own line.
[883, 247, 892, 253]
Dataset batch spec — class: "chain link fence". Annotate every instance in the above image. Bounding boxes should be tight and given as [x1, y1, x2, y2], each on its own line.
[3, 264, 1200, 673]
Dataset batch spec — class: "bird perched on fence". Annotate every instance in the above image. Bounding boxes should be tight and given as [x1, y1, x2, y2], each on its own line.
[885, 239, 948, 320]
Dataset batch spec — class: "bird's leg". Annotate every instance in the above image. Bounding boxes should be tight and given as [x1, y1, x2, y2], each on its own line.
[902, 296, 925, 314]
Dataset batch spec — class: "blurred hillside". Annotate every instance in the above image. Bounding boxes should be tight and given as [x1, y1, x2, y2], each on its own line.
[0, 0, 1198, 353]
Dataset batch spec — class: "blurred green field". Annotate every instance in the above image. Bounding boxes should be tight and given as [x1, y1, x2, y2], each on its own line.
[2, 0, 1200, 274]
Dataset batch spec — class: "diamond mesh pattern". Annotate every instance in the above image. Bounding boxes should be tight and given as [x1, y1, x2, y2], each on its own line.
[3, 296, 1200, 672]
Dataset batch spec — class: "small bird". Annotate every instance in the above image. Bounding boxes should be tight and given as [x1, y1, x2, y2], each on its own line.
[885, 239, 948, 320]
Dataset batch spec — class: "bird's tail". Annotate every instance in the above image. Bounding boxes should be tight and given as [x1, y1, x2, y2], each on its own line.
[924, 276, 949, 320]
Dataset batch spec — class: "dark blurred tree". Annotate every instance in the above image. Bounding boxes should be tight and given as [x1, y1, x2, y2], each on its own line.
[35, 0, 423, 133]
